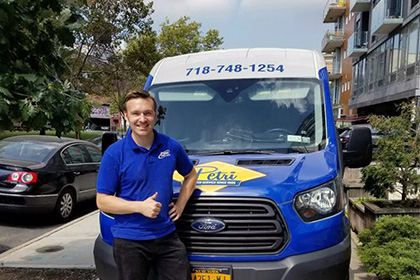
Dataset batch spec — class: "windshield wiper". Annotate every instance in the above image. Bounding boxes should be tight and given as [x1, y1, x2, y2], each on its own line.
[192, 150, 276, 155]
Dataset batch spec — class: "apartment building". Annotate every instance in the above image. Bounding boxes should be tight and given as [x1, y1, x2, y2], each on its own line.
[322, 0, 355, 123]
[349, 0, 419, 116]
[323, 0, 419, 123]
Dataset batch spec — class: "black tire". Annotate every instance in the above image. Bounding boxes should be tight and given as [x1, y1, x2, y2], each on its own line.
[54, 189, 75, 222]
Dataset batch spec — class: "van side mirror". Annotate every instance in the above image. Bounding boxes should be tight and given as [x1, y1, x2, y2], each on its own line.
[343, 127, 372, 168]
[101, 132, 118, 155]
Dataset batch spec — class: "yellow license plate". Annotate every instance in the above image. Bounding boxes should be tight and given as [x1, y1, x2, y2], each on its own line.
[191, 267, 231, 280]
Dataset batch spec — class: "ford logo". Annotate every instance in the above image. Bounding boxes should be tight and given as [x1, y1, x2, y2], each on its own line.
[191, 218, 226, 233]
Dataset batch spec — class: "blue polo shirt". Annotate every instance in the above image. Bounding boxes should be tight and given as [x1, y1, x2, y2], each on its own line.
[96, 130, 193, 240]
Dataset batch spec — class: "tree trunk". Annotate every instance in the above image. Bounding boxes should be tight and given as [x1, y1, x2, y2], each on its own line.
[40, 128, 46, 135]
[401, 183, 407, 201]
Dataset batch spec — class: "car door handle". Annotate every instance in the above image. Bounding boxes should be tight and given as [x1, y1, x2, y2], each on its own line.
[73, 171, 81, 175]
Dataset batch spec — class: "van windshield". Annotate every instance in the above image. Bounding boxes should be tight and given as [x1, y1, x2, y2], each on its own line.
[149, 78, 326, 154]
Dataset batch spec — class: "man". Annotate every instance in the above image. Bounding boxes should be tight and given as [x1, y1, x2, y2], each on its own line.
[96, 90, 197, 280]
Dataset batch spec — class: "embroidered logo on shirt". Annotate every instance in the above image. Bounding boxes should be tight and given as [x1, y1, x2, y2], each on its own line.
[158, 149, 171, 159]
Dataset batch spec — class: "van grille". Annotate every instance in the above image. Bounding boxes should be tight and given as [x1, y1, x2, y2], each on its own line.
[176, 197, 288, 255]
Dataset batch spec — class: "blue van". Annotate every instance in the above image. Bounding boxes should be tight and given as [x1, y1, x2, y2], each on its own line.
[94, 48, 372, 280]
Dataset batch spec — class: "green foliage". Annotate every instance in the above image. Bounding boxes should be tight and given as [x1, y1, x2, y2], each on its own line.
[124, 31, 160, 77]
[67, 0, 154, 93]
[65, 0, 154, 134]
[362, 101, 420, 201]
[358, 215, 420, 279]
[158, 16, 224, 57]
[123, 16, 224, 78]
[0, 0, 90, 137]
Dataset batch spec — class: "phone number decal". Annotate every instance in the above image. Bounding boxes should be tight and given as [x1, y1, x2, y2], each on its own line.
[185, 64, 284, 76]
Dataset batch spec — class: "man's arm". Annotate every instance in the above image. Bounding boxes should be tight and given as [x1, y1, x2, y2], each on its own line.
[97, 192, 162, 218]
[169, 168, 197, 221]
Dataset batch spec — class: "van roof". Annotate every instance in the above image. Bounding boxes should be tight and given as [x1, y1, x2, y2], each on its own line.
[149, 48, 326, 86]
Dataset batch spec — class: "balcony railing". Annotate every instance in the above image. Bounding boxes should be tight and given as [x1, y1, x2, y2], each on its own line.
[350, 0, 370, 12]
[323, 0, 347, 23]
[348, 31, 368, 57]
[322, 29, 345, 53]
[371, 0, 403, 34]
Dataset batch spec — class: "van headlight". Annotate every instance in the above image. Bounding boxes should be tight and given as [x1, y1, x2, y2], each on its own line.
[294, 177, 343, 222]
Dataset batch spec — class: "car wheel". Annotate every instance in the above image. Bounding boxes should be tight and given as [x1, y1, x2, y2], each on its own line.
[55, 189, 75, 222]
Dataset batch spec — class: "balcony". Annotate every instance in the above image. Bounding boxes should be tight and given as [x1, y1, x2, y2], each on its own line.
[371, 0, 403, 34]
[348, 31, 368, 57]
[323, 0, 347, 23]
[350, 0, 370, 12]
[328, 58, 342, 80]
[322, 29, 345, 53]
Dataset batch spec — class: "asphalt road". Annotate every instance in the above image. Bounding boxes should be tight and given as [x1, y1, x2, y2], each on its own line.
[0, 199, 97, 254]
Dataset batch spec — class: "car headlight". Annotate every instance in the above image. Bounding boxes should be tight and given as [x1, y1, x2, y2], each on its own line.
[294, 177, 343, 222]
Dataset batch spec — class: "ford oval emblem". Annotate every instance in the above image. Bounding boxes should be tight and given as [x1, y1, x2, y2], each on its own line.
[191, 218, 226, 233]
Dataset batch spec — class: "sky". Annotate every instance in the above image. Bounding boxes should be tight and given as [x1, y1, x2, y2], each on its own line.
[148, 0, 333, 52]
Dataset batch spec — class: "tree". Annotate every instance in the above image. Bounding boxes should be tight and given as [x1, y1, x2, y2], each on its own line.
[63, 0, 154, 133]
[0, 0, 90, 137]
[123, 16, 224, 77]
[123, 31, 160, 77]
[158, 16, 224, 58]
[67, 0, 154, 94]
[362, 101, 420, 201]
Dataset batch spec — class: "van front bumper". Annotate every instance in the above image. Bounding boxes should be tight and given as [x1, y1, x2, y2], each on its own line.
[94, 233, 350, 280]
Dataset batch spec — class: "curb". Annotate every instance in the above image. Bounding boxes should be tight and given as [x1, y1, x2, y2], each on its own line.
[0, 210, 99, 261]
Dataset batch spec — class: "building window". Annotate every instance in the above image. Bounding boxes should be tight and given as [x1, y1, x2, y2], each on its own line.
[391, 33, 400, 73]
[406, 20, 419, 66]
[411, 0, 419, 9]
[353, 64, 359, 97]
[368, 52, 376, 90]
[377, 44, 386, 86]
[386, 37, 393, 76]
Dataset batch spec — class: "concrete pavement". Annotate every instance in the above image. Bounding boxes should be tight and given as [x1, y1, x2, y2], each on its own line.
[0, 210, 378, 279]
[0, 210, 99, 269]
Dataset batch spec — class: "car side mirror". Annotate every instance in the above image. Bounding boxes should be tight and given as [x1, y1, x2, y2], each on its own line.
[102, 132, 118, 155]
[343, 127, 372, 168]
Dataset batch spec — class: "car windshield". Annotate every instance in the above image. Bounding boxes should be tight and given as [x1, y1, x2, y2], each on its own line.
[0, 140, 57, 163]
[149, 78, 326, 154]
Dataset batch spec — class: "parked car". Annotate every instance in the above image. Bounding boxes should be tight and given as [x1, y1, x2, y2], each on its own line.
[0, 135, 102, 221]
[340, 124, 382, 150]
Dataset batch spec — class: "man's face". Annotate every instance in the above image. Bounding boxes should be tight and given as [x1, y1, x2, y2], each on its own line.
[124, 98, 157, 138]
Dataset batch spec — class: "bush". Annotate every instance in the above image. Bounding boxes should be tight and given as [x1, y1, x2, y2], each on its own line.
[358, 215, 420, 280]
[361, 101, 420, 201]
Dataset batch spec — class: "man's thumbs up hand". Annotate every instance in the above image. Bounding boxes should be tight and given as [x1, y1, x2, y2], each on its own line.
[138, 192, 162, 218]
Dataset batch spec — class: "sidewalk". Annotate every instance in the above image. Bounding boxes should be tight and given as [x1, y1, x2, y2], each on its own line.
[0, 210, 99, 269]
[0, 210, 378, 279]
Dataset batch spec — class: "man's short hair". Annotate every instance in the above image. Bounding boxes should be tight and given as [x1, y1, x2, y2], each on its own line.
[123, 90, 157, 112]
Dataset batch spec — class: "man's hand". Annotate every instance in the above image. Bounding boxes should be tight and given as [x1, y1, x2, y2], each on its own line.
[168, 202, 184, 221]
[139, 192, 162, 218]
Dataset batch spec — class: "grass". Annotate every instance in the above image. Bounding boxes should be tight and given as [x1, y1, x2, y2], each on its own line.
[0, 130, 102, 141]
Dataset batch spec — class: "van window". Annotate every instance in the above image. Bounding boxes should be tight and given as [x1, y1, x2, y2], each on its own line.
[149, 78, 326, 154]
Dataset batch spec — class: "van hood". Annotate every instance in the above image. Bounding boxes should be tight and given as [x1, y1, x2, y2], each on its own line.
[173, 149, 339, 204]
